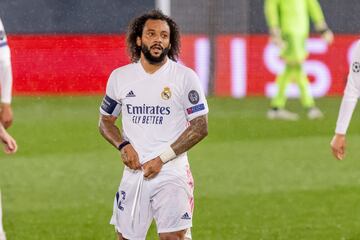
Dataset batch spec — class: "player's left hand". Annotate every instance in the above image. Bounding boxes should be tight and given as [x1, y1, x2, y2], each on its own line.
[269, 27, 285, 48]
[330, 134, 346, 160]
[142, 157, 163, 179]
[0, 103, 13, 129]
[0, 125, 17, 154]
[315, 22, 334, 45]
[322, 29, 334, 45]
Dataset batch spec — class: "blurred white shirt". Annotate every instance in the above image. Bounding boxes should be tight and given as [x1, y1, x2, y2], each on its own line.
[335, 40, 360, 134]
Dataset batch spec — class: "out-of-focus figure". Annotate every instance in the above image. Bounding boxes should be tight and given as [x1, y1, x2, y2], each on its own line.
[0, 18, 13, 128]
[265, 0, 333, 120]
[330, 40, 360, 160]
[0, 16, 16, 240]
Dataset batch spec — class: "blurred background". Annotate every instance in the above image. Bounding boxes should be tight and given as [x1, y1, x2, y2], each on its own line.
[0, 0, 358, 98]
[1, 1, 360, 239]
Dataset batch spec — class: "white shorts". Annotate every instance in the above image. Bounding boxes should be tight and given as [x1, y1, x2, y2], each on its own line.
[110, 155, 194, 240]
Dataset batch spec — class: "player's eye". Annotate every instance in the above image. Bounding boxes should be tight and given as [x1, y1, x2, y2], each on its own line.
[147, 32, 155, 37]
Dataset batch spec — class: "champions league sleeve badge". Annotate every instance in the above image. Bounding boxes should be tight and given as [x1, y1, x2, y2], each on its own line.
[352, 62, 360, 73]
[161, 87, 172, 100]
[188, 90, 200, 104]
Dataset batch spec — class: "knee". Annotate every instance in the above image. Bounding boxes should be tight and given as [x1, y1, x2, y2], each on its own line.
[117, 232, 129, 240]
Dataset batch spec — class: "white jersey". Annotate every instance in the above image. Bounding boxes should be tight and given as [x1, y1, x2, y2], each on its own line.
[100, 58, 209, 165]
[0, 18, 7, 46]
[0, 17, 12, 104]
[335, 40, 360, 134]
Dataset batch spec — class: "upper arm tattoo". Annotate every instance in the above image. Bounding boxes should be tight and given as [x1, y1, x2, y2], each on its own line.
[171, 114, 208, 155]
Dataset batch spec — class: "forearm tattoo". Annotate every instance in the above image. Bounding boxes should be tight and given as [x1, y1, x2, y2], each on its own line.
[99, 115, 122, 148]
[171, 115, 208, 155]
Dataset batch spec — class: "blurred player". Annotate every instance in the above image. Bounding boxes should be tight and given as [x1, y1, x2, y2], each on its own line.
[0, 18, 13, 128]
[265, 0, 333, 120]
[99, 10, 208, 240]
[0, 123, 18, 240]
[330, 40, 360, 160]
[0, 17, 15, 240]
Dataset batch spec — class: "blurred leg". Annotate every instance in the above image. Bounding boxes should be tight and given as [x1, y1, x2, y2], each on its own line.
[293, 64, 315, 108]
[270, 65, 292, 109]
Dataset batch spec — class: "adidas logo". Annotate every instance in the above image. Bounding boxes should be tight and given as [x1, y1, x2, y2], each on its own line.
[181, 212, 191, 220]
[126, 90, 136, 97]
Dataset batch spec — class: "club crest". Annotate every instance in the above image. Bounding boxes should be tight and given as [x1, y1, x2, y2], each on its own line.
[161, 87, 172, 100]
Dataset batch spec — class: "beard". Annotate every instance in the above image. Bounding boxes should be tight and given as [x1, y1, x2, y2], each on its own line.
[141, 43, 170, 64]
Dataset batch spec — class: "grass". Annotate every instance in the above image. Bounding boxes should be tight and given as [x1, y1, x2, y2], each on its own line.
[1, 96, 360, 239]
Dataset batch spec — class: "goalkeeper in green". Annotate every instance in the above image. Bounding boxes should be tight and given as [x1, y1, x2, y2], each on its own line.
[265, 0, 333, 120]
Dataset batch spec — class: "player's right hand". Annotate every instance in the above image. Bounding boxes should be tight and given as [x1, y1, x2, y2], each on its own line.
[120, 144, 141, 170]
[330, 134, 346, 160]
[0, 125, 17, 154]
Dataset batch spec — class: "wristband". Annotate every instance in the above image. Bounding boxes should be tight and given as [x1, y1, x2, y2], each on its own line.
[118, 141, 130, 151]
[159, 147, 176, 164]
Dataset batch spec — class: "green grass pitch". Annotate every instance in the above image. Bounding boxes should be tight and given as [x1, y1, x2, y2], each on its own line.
[1, 96, 360, 239]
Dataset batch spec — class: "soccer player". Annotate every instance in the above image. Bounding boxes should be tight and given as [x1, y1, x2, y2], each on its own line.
[99, 10, 208, 240]
[330, 40, 360, 160]
[0, 17, 16, 240]
[0, 18, 13, 128]
[265, 0, 333, 120]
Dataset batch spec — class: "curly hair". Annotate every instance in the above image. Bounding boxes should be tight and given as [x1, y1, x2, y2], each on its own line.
[126, 9, 180, 63]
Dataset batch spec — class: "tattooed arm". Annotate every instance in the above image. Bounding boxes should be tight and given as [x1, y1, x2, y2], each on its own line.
[99, 114, 141, 170]
[171, 114, 208, 155]
[98, 114, 122, 148]
[143, 114, 208, 178]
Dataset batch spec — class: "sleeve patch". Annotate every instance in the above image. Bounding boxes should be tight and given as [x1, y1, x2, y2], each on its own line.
[101, 95, 119, 114]
[188, 90, 200, 104]
[186, 103, 205, 115]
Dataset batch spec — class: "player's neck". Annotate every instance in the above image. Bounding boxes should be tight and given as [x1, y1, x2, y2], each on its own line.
[140, 57, 168, 74]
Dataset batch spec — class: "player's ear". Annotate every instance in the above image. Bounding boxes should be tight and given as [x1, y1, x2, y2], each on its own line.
[168, 43, 171, 49]
[136, 37, 141, 47]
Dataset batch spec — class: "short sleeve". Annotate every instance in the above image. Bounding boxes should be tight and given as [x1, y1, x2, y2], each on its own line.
[334, 40, 360, 134]
[99, 70, 122, 116]
[0, 18, 6, 42]
[182, 69, 209, 121]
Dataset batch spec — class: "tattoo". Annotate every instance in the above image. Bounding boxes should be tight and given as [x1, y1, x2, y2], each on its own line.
[171, 115, 208, 155]
[98, 114, 122, 149]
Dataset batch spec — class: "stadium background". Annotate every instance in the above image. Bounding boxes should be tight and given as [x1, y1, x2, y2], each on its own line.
[1, 1, 360, 239]
[0, 0, 359, 97]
